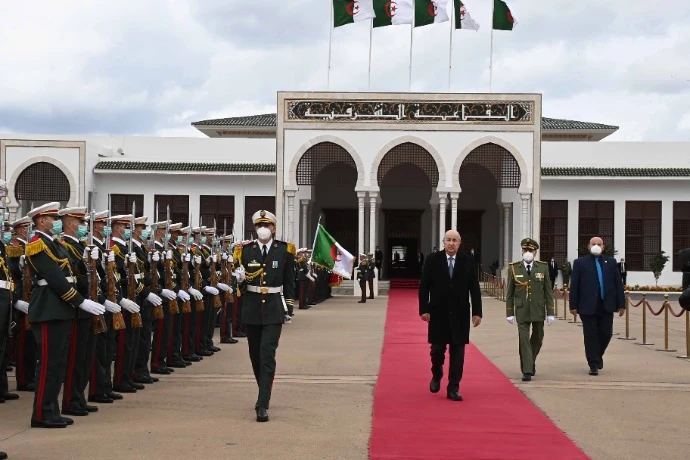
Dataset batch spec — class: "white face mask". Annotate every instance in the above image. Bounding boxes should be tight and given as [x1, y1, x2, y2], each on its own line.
[256, 227, 272, 241]
[522, 251, 534, 263]
[590, 245, 603, 256]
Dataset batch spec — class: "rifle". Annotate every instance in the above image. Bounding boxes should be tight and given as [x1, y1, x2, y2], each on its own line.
[193, 220, 204, 312]
[211, 219, 222, 309]
[21, 218, 33, 330]
[180, 214, 192, 314]
[127, 203, 143, 328]
[86, 206, 107, 334]
[164, 205, 179, 314]
[105, 200, 126, 331]
[222, 219, 233, 303]
[150, 203, 164, 320]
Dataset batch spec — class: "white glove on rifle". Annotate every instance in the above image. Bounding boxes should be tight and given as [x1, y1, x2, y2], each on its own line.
[152, 251, 160, 262]
[14, 300, 29, 315]
[91, 247, 99, 260]
[204, 286, 219, 296]
[506, 316, 516, 325]
[188, 287, 204, 301]
[166, 250, 173, 260]
[178, 290, 191, 302]
[235, 266, 246, 283]
[221, 253, 228, 261]
[108, 251, 115, 263]
[19, 255, 26, 269]
[160, 289, 177, 300]
[104, 300, 121, 313]
[129, 253, 137, 263]
[216, 282, 232, 293]
[306, 274, 315, 282]
[146, 292, 163, 306]
[119, 298, 141, 313]
[79, 299, 106, 315]
[185, 253, 191, 262]
[194, 255, 202, 265]
[82, 247, 90, 260]
[547, 315, 555, 326]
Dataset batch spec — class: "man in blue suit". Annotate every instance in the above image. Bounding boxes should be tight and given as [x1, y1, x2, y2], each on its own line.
[569, 236, 626, 376]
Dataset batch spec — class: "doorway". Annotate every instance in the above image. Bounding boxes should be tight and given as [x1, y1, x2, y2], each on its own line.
[384, 209, 424, 279]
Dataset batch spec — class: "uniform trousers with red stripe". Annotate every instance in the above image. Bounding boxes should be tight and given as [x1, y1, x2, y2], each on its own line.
[183, 300, 199, 359]
[220, 297, 234, 340]
[167, 309, 184, 365]
[151, 301, 172, 371]
[113, 310, 140, 390]
[31, 319, 72, 422]
[62, 317, 96, 411]
[89, 312, 116, 398]
[14, 312, 36, 389]
[134, 298, 154, 380]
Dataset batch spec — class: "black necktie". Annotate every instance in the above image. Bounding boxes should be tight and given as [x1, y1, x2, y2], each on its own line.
[526, 264, 531, 276]
[262, 245, 267, 261]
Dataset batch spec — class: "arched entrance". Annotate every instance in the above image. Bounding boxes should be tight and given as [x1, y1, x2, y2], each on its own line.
[15, 161, 70, 216]
[457, 143, 521, 273]
[297, 142, 359, 255]
[378, 142, 439, 279]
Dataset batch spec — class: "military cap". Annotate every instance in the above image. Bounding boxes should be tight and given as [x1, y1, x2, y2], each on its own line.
[252, 210, 276, 226]
[11, 216, 31, 229]
[169, 222, 183, 232]
[204, 227, 216, 235]
[58, 207, 87, 219]
[28, 202, 61, 219]
[94, 210, 109, 222]
[520, 238, 539, 251]
[111, 214, 134, 225]
[134, 216, 148, 226]
[192, 226, 205, 234]
[222, 235, 234, 242]
[150, 219, 170, 229]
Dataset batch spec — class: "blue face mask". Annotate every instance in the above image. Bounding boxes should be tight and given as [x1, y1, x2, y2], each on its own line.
[164, 233, 170, 242]
[124, 229, 132, 240]
[102, 226, 112, 237]
[176, 235, 183, 244]
[77, 225, 88, 238]
[28, 231, 36, 240]
[51, 220, 63, 235]
[141, 230, 150, 240]
[200, 237, 207, 244]
[2, 233, 12, 244]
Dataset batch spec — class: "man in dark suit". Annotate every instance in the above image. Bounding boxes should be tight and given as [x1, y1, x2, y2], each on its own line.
[617, 258, 627, 286]
[375, 246, 383, 279]
[548, 257, 558, 289]
[419, 230, 482, 401]
[569, 236, 625, 376]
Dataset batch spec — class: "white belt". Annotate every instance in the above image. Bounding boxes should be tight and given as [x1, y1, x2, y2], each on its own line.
[247, 285, 282, 295]
[134, 274, 142, 280]
[37, 277, 76, 286]
[0, 280, 14, 290]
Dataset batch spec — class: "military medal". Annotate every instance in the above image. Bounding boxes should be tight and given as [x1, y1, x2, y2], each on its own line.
[272, 261, 278, 268]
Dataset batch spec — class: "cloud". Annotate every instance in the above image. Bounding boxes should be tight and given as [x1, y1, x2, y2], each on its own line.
[0, 0, 688, 142]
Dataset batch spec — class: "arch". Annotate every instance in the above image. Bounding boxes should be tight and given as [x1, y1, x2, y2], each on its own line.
[371, 136, 446, 189]
[8, 156, 77, 210]
[453, 136, 531, 193]
[288, 135, 366, 190]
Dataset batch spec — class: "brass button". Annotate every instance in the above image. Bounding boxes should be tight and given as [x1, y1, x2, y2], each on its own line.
[262, 300, 266, 303]
[263, 281, 266, 285]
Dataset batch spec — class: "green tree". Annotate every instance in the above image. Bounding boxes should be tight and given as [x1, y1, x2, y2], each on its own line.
[649, 251, 670, 286]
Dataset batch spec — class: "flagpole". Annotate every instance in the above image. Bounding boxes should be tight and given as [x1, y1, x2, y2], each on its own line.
[408, 23, 414, 92]
[308, 215, 322, 265]
[368, 19, 373, 91]
[327, 0, 334, 90]
[448, 5, 454, 92]
[489, 1, 495, 92]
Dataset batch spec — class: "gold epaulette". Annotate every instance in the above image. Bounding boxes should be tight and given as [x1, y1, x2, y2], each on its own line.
[233, 244, 243, 264]
[287, 243, 296, 255]
[111, 245, 123, 258]
[6, 245, 23, 258]
[26, 238, 48, 257]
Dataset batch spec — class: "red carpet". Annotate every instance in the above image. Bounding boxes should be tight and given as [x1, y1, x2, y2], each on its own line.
[369, 289, 589, 460]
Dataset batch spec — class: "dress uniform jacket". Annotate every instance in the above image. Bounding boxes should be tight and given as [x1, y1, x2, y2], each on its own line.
[60, 236, 91, 318]
[506, 261, 555, 322]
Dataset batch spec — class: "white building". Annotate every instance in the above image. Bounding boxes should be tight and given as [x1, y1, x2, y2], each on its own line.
[2, 92, 689, 286]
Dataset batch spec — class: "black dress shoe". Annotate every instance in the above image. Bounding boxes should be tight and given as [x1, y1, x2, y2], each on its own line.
[184, 355, 202, 362]
[532, 365, 536, 376]
[62, 408, 89, 416]
[107, 392, 124, 400]
[429, 378, 441, 393]
[83, 404, 99, 412]
[447, 391, 463, 401]
[256, 407, 269, 422]
[88, 395, 113, 404]
[60, 416, 74, 425]
[150, 368, 170, 375]
[169, 361, 187, 368]
[197, 350, 213, 356]
[210, 346, 221, 352]
[597, 359, 604, 370]
[164, 367, 175, 373]
[589, 366, 599, 376]
[31, 418, 68, 428]
[522, 373, 532, 382]
[113, 386, 137, 394]
[2, 393, 19, 400]
[255, 402, 270, 410]
[16, 384, 35, 392]
[1, 450, 8, 459]
[130, 382, 145, 390]
[220, 338, 238, 344]
[150, 376, 160, 382]
[234, 331, 246, 338]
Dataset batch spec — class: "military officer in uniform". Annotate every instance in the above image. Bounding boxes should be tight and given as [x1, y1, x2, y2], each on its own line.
[505, 238, 555, 382]
[367, 253, 375, 299]
[356, 254, 370, 303]
[25, 202, 106, 427]
[233, 210, 296, 422]
[0, 184, 19, 404]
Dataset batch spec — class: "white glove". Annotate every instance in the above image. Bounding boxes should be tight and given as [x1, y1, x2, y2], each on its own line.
[217, 282, 232, 293]
[152, 251, 161, 262]
[194, 255, 202, 265]
[313, 273, 318, 279]
[91, 247, 99, 260]
[506, 316, 516, 325]
[188, 287, 204, 301]
[178, 290, 190, 302]
[185, 253, 191, 262]
[235, 266, 245, 283]
[14, 300, 29, 314]
[146, 292, 163, 306]
[82, 247, 90, 260]
[19, 255, 26, 269]
[166, 250, 173, 260]
[204, 286, 219, 296]
[119, 298, 141, 313]
[104, 299, 121, 313]
[160, 289, 177, 300]
[547, 315, 555, 326]
[306, 274, 315, 282]
[108, 251, 115, 263]
[129, 253, 137, 263]
[212, 254, 217, 263]
[221, 253, 228, 260]
[79, 299, 106, 315]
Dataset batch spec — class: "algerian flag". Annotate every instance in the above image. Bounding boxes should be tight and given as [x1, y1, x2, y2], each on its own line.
[311, 224, 354, 279]
[373, 0, 414, 28]
[415, 0, 450, 27]
[333, 0, 376, 27]
[493, 0, 517, 30]
[453, 0, 480, 30]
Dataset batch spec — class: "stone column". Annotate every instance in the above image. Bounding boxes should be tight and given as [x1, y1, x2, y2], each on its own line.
[357, 192, 366, 257]
[520, 193, 531, 239]
[286, 191, 296, 243]
[502, 203, 512, 267]
[430, 203, 437, 251]
[438, 193, 448, 247]
[369, 192, 378, 254]
[450, 193, 459, 231]
[300, 199, 309, 248]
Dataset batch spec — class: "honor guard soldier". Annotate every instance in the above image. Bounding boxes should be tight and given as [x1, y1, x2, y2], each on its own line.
[357, 254, 370, 303]
[199, 226, 223, 355]
[167, 223, 190, 369]
[233, 210, 296, 422]
[0, 186, 18, 404]
[57, 207, 100, 416]
[295, 248, 311, 310]
[25, 202, 106, 428]
[219, 235, 238, 344]
[183, 226, 204, 362]
[505, 238, 555, 382]
[8, 216, 35, 393]
[150, 219, 177, 375]
[179, 225, 202, 362]
[367, 253, 375, 299]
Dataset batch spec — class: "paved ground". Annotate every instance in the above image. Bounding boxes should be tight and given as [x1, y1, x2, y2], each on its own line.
[1, 291, 688, 460]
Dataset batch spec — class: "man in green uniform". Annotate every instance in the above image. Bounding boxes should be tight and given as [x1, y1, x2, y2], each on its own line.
[357, 254, 370, 303]
[25, 202, 106, 427]
[505, 238, 555, 382]
[233, 210, 296, 422]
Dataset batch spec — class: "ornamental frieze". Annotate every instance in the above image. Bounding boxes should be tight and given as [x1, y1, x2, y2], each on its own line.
[285, 100, 534, 124]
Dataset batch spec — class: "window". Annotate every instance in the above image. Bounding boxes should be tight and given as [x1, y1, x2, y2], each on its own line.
[625, 201, 661, 271]
[199, 195, 234, 235]
[110, 194, 143, 217]
[244, 196, 275, 240]
[540, 200, 568, 264]
[154, 195, 189, 226]
[578, 201, 614, 256]
[15, 162, 70, 216]
[673, 201, 690, 272]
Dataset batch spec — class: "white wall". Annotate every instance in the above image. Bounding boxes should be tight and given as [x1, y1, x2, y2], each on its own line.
[543, 141, 690, 166]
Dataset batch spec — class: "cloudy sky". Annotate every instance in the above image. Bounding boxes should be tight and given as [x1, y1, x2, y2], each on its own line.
[1, 0, 689, 141]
